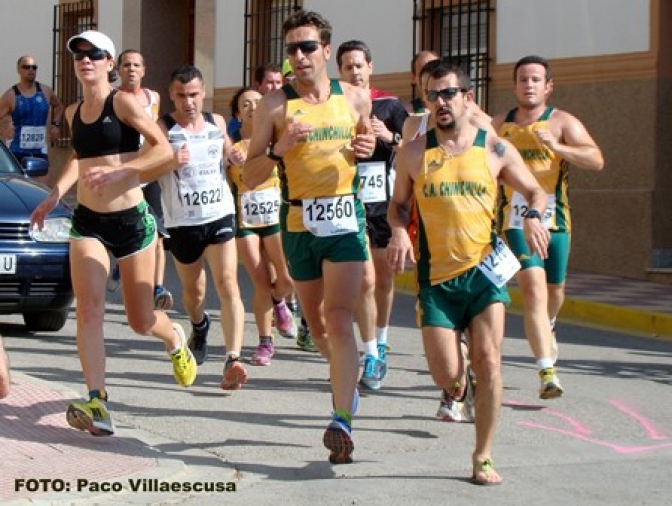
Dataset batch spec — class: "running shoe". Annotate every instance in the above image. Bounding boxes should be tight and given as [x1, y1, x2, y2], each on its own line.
[296, 323, 318, 352]
[539, 367, 564, 400]
[359, 354, 382, 390]
[66, 397, 114, 436]
[251, 341, 274, 366]
[436, 389, 469, 422]
[154, 285, 174, 311]
[377, 343, 388, 380]
[323, 415, 354, 464]
[188, 313, 210, 365]
[221, 358, 248, 390]
[169, 323, 197, 387]
[274, 300, 298, 338]
[106, 263, 121, 292]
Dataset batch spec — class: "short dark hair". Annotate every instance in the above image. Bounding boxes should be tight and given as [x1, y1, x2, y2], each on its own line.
[282, 10, 332, 45]
[229, 86, 255, 118]
[170, 64, 203, 84]
[513, 55, 552, 82]
[411, 50, 439, 75]
[424, 58, 472, 90]
[336, 40, 372, 68]
[254, 63, 282, 85]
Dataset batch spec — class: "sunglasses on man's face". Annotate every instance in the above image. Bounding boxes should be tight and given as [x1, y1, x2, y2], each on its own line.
[426, 87, 468, 103]
[285, 40, 321, 56]
[21, 65, 38, 70]
[73, 48, 109, 61]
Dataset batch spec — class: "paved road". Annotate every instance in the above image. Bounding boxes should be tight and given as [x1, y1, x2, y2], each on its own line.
[1, 262, 672, 505]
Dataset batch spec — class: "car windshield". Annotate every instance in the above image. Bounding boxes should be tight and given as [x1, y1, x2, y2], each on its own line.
[0, 143, 23, 175]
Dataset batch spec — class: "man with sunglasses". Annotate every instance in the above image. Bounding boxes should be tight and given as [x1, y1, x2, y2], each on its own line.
[336, 40, 408, 391]
[387, 59, 549, 485]
[0, 56, 63, 185]
[245, 9, 376, 465]
[492, 55, 604, 399]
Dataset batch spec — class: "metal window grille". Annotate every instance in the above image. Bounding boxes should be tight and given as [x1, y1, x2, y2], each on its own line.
[52, 0, 96, 146]
[244, 0, 302, 86]
[413, 0, 493, 110]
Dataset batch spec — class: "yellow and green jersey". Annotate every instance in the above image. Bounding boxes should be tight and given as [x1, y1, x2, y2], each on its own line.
[278, 80, 360, 232]
[227, 139, 281, 230]
[415, 128, 498, 286]
[497, 106, 570, 232]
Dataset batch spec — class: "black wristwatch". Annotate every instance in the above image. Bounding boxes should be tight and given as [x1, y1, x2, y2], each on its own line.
[265, 144, 283, 162]
[523, 209, 542, 220]
[390, 132, 402, 146]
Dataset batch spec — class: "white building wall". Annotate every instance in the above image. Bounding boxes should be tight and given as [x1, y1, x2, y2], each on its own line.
[496, 0, 650, 63]
[0, 0, 59, 93]
[213, 0, 413, 89]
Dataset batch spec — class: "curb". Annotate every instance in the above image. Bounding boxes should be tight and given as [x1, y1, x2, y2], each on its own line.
[394, 271, 672, 341]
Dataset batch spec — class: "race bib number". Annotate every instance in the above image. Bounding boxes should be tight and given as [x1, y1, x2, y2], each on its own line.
[357, 162, 386, 203]
[179, 179, 225, 220]
[508, 191, 556, 229]
[477, 237, 520, 288]
[241, 187, 281, 227]
[19, 126, 46, 150]
[302, 195, 358, 237]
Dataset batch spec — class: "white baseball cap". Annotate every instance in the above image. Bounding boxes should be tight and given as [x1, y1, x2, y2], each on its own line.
[67, 30, 116, 60]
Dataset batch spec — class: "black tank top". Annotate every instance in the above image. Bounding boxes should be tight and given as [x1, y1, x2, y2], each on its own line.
[72, 89, 140, 159]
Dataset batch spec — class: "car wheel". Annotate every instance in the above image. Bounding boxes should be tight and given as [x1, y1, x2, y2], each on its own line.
[23, 309, 69, 332]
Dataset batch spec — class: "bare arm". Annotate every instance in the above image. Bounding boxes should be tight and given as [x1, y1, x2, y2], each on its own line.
[387, 138, 422, 272]
[243, 92, 285, 189]
[539, 110, 604, 171]
[0, 90, 14, 140]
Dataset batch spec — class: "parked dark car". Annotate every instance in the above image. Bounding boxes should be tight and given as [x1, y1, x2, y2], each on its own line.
[0, 142, 73, 331]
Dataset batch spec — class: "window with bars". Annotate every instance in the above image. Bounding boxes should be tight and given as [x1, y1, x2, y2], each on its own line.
[413, 0, 493, 109]
[52, 0, 96, 146]
[244, 0, 302, 86]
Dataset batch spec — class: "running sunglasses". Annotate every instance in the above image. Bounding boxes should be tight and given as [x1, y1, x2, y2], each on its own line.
[73, 48, 109, 61]
[285, 40, 321, 56]
[426, 87, 468, 102]
[21, 64, 38, 70]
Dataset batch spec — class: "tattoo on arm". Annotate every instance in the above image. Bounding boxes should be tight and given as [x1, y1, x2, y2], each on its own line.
[494, 141, 506, 158]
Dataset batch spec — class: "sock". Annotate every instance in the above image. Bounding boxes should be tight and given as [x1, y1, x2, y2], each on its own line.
[192, 314, 209, 330]
[537, 358, 554, 370]
[300, 316, 308, 327]
[334, 408, 352, 426]
[225, 352, 240, 366]
[364, 339, 378, 358]
[89, 389, 108, 402]
[271, 296, 282, 306]
[375, 326, 388, 345]
[286, 299, 299, 314]
[549, 317, 556, 331]
[259, 336, 272, 345]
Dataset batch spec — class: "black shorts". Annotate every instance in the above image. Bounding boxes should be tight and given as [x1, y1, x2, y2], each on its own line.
[70, 201, 156, 259]
[142, 181, 168, 238]
[366, 213, 392, 249]
[167, 214, 236, 264]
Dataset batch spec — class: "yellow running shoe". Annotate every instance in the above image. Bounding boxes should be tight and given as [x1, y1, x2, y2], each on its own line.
[66, 397, 114, 436]
[169, 323, 197, 387]
[539, 367, 564, 400]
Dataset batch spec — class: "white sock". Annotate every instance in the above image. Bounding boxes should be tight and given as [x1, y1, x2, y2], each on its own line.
[375, 326, 388, 345]
[364, 340, 378, 358]
[537, 358, 554, 370]
[549, 317, 557, 331]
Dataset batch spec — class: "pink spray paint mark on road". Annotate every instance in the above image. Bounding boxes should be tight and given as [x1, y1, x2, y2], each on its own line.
[511, 399, 671, 455]
[610, 400, 666, 440]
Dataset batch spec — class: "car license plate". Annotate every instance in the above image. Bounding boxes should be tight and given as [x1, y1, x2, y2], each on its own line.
[0, 254, 17, 274]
